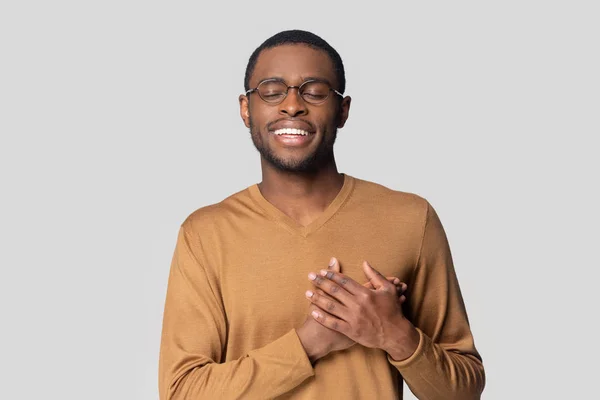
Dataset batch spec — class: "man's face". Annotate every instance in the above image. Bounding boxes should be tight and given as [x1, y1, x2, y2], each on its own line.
[239, 44, 351, 173]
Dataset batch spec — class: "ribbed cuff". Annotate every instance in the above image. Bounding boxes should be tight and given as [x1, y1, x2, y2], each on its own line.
[386, 327, 427, 369]
[286, 328, 315, 376]
[247, 329, 315, 388]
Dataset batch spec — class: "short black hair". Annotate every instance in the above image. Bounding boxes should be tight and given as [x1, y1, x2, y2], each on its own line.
[244, 30, 346, 95]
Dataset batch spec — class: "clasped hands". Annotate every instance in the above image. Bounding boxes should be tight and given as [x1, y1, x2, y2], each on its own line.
[297, 257, 420, 364]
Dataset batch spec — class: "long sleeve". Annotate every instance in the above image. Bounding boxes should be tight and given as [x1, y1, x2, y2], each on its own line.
[388, 202, 485, 399]
[158, 223, 315, 400]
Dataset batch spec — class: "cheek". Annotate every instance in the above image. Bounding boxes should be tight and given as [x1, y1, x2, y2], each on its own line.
[316, 113, 340, 131]
[318, 105, 342, 127]
[249, 105, 277, 129]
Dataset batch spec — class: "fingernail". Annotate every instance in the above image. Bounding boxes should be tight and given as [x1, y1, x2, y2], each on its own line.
[308, 272, 317, 280]
[305, 290, 314, 298]
[394, 278, 400, 284]
[311, 310, 320, 318]
[329, 257, 336, 267]
[319, 269, 328, 276]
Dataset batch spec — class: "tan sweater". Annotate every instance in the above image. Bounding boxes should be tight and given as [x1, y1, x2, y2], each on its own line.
[158, 174, 485, 399]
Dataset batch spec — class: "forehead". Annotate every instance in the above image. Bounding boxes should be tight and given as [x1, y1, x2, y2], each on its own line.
[250, 44, 337, 87]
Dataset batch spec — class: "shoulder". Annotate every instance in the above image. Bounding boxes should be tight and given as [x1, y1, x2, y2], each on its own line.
[350, 175, 431, 218]
[344, 175, 436, 248]
[180, 186, 254, 234]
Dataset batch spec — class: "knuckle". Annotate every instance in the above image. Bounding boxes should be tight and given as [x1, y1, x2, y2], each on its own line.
[356, 303, 366, 314]
[331, 285, 340, 293]
[326, 301, 335, 311]
[356, 293, 370, 312]
[338, 322, 349, 334]
[359, 291, 370, 302]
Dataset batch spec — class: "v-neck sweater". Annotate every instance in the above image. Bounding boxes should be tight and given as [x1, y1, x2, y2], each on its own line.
[247, 173, 355, 238]
[159, 174, 485, 400]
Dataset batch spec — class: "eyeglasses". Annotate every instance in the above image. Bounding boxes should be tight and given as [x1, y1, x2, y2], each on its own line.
[245, 79, 344, 105]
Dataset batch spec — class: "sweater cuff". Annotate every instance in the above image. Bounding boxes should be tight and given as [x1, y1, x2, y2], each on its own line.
[248, 329, 315, 383]
[386, 327, 427, 370]
[286, 329, 315, 376]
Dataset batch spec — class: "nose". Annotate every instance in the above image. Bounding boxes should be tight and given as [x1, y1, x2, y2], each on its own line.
[279, 87, 308, 117]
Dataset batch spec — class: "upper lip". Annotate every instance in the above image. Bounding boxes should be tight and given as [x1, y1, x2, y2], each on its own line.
[268, 119, 315, 133]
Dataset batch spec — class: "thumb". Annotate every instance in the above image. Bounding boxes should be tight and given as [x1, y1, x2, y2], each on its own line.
[362, 260, 387, 290]
[328, 257, 341, 272]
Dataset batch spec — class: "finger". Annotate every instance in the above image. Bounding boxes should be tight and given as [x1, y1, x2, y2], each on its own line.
[315, 269, 365, 297]
[328, 257, 341, 273]
[389, 278, 403, 293]
[362, 261, 393, 291]
[391, 280, 402, 295]
[309, 271, 353, 305]
[366, 277, 400, 290]
[396, 282, 407, 295]
[387, 277, 401, 285]
[305, 288, 349, 321]
[398, 295, 407, 305]
[310, 307, 351, 335]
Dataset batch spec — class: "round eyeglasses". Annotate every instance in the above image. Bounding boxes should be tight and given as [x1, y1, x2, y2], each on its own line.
[245, 79, 344, 105]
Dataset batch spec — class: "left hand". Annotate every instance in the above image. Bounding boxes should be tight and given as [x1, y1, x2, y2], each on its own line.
[306, 260, 419, 358]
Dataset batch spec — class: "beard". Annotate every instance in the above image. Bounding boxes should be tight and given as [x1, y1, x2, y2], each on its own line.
[249, 116, 337, 174]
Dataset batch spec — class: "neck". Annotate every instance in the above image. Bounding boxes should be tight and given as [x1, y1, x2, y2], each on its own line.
[257, 160, 345, 226]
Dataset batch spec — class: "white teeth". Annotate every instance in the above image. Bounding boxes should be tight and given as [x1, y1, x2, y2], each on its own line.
[273, 128, 309, 136]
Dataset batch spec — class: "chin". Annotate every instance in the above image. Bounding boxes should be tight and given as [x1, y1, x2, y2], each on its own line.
[270, 158, 318, 173]
[270, 150, 331, 173]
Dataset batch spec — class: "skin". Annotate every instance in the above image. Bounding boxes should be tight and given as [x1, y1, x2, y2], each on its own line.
[302, 257, 409, 363]
[306, 260, 420, 361]
[239, 44, 350, 226]
[238, 44, 419, 364]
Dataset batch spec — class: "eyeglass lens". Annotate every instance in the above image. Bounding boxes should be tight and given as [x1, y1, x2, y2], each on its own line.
[257, 81, 331, 104]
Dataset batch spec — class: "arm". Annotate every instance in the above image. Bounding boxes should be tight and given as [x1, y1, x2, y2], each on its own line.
[158, 223, 315, 400]
[388, 201, 486, 399]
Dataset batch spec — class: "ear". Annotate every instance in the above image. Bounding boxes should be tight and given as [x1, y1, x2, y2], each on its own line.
[239, 94, 250, 128]
[337, 96, 351, 128]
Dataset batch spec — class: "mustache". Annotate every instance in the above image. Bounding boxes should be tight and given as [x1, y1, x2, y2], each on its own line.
[266, 118, 315, 131]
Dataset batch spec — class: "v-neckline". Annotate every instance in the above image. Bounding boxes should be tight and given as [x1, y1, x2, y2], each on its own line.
[248, 173, 355, 238]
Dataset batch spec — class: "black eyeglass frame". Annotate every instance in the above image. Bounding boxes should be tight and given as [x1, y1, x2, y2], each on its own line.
[245, 78, 344, 105]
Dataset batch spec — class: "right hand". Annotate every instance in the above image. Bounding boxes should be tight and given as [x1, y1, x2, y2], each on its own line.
[297, 257, 407, 363]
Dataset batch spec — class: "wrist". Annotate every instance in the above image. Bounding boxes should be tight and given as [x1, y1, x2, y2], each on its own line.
[384, 317, 420, 362]
[296, 325, 329, 364]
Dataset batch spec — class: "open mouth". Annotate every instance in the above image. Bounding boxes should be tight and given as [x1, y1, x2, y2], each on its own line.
[270, 128, 315, 146]
[272, 128, 312, 136]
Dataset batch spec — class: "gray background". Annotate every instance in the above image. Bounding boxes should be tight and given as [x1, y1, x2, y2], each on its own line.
[1, 1, 598, 399]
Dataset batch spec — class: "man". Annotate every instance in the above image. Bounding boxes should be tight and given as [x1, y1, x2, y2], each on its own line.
[159, 30, 485, 399]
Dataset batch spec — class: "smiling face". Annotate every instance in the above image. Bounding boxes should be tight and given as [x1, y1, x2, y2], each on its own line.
[240, 44, 351, 173]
